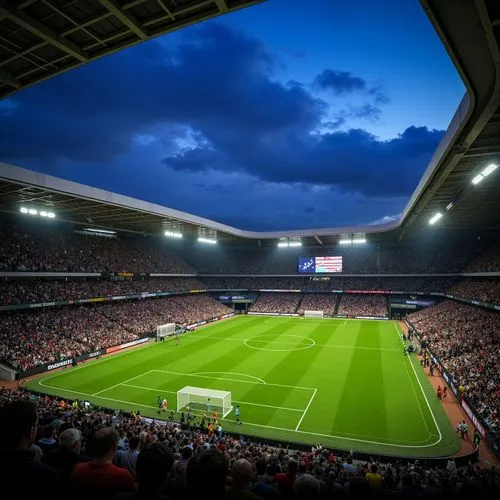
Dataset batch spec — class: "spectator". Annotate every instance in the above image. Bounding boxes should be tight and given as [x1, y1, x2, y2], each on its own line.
[0, 400, 61, 495]
[70, 427, 135, 499]
[43, 427, 89, 481]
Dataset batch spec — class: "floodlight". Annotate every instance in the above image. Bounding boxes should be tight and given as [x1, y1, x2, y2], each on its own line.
[352, 238, 367, 244]
[339, 239, 352, 245]
[471, 174, 483, 185]
[482, 163, 498, 177]
[429, 212, 443, 225]
[277, 242, 289, 247]
[20, 207, 28, 214]
[28, 208, 38, 215]
[83, 228, 116, 235]
[40, 211, 48, 217]
[164, 231, 183, 239]
[47, 212, 56, 218]
[198, 237, 217, 245]
[288, 241, 302, 247]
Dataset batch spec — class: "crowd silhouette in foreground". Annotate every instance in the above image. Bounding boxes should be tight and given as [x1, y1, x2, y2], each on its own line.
[0, 387, 498, 499]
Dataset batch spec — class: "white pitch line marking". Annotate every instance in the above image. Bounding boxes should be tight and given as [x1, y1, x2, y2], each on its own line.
[295, 388, 317, 431]
[192, 371, 267, 384]
[393, 323, 442, 446]
[37, 378, 439, 448]
[121, 383, 304, 412]
[151, 369, 316, 391]
[92, 370, 154, 396]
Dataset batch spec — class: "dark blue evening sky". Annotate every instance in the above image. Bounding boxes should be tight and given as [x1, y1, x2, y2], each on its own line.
[0, 0, 464, 231]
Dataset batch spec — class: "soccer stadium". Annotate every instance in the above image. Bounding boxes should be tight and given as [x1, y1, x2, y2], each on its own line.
[0, 0, 499, 498]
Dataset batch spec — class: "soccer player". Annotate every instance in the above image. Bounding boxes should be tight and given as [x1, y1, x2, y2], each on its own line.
[206, 398, 211, 414]
[176, 331, 179, 345]
[161, 398, 168, 413]
[157, 395, 162, 414]
[235, 404, 241, 425]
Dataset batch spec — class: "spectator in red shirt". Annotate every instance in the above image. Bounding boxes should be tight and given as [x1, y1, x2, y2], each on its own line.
[71, 427, 135, 499]
[275, 459, 298, 497]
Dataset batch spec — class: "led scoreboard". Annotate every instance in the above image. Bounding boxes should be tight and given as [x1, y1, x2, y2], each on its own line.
[298, 256, 343, 273]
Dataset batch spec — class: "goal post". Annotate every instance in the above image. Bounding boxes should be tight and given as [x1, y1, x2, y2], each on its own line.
[304, 310, 324, 318]
[156, 323, 176, 341]
[177, 386, 232, 418]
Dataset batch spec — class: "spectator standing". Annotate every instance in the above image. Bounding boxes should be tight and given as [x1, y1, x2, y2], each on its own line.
[43, 427, 89, 482]
[71, 427, 135, 499]
[119, 435, 140, 480]
[0, 400, 61, 496]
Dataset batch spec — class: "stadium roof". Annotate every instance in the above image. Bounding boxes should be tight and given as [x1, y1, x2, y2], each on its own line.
[0, 0, 499, 246]
[0, 0, 264, 99]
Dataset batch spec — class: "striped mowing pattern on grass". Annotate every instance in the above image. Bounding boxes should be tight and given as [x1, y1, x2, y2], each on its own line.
[28, 316, 459, 457]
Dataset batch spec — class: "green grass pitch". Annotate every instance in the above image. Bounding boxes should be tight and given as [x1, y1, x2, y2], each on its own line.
[27, 316, 459, 457]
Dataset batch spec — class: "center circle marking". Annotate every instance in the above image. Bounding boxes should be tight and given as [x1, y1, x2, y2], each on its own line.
[244, 334, 316, 352]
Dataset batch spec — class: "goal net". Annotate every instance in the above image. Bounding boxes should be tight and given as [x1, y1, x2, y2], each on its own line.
[177, 386, 232, 418]
[156, 323, 176, 341]
[304, 310, 324, 318]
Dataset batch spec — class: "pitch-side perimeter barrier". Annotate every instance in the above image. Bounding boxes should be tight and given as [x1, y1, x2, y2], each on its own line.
[406, 320, 499, 459]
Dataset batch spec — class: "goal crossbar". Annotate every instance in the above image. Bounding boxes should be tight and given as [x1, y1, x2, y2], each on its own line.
[177, 386, 232, 418]
[156, 323, 176, 340]
[304, 310, 324, 318]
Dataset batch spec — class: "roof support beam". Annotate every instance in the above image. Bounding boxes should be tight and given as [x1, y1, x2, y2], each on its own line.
[463, 145, 500, 157]
[214, 0, 228, 13]
[156, 0, 175, 21]
[98, 0, 147, 39]
[0, 1, 87, 62]
[0, 68, 21, 89]
[314, 235, 323, 245]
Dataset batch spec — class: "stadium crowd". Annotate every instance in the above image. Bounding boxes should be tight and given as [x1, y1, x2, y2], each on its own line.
[98, 295, 231, 336]
[1, 386, 499, 500]
[297, 295, 338, 316]
[448, 280, 500, 304]
[464, 242, 500, 272]
[5, 277, 500, 309]
[0, 277, 205, 306]
[200, 277, 459, 293]
[1, 216, 499, 274]
[408, 301, 499, 432]
[0, 295, 231, 371]
[0, 218, 193, 273]
[338, 295, 388, 318]
[250, 293, 302, 314]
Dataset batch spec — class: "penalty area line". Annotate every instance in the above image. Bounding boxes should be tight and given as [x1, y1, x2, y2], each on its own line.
[295, 388, 317, 431]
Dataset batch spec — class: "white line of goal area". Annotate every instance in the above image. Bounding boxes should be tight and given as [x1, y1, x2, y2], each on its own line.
[38, 363, 441, 449]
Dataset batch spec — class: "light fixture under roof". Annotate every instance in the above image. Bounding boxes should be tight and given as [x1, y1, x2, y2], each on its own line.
[471, 163, 498, 185]
[83, 228, 116, 235]
[164, 230, 183, 239]
[198, 237, 217, 245]
[429, 212, 443, 225]
[20, 206, 55, 218]
[482, 163, 498, 177]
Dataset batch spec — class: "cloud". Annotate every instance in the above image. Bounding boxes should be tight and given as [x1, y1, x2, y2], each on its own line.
[367, 214, 400, 226]
[0, 22, 442, 228]
[164, 125, 444, 197]
[314, 70, 367, 95]
[314, 69, 390, 106]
